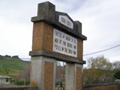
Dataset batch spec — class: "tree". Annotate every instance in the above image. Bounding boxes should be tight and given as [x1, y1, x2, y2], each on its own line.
[84, 56, 115, 84]
[114, 70, 120, 79]
[16, 64, 30, 85]
[113, 61, 120, 70]
[20, 64, 30, 81]
[56, 62, 65, 82]
[87, 56, 112, 70]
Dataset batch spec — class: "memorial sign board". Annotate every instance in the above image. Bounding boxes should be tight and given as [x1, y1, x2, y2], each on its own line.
[59, 15, 73, 29]
[30, 1, 87, 62]
[53, 29, 77, 57]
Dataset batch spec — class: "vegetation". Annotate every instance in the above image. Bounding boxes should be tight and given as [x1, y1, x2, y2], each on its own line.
[0, 55, 30, 86]
[114, 70, 120, 79]
[55, 57, 120, 86]
[56, 62, 65, 89]
[83, 56, 120, 85]
[14, 80, 30, 86]
[1, 54, 120, 86]
[0, 55, 29, 71]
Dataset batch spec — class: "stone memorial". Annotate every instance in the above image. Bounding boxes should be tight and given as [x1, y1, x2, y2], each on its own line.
[29, 1, 87, 90]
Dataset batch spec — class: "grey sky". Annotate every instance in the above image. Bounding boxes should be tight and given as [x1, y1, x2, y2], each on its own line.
[0, 0, 120, 62]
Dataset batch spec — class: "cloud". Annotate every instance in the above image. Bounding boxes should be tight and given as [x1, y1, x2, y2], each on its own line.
[69, 0, 120, 61]
[0, 0, 120, 62]
[0, 17, 32, 57]
[53, 0, 86, 13]
[0, 0, 42, 57]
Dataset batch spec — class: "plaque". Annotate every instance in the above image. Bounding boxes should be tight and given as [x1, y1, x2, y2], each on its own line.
[53, 29, 77, 57]
[59, 15, 73, 29]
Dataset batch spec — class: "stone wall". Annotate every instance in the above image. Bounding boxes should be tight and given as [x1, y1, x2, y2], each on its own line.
[0, 84, 119, 90]
[84, 83, 118, 90]
[0, 87, 38, 90]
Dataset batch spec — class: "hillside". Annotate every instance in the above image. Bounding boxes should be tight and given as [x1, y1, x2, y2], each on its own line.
[0, 55, 30, 71]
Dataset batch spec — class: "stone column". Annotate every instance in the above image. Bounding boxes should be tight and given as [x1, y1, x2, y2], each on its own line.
[76, 64, 83, 90]
[66, 63, 76, 90]
[30, 56, 56, 90]
[66, 63, 83, 90]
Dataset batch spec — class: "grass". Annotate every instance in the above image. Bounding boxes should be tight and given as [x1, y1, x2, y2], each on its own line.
[0, 55, 30, 76]
[0, 56, 29, 70]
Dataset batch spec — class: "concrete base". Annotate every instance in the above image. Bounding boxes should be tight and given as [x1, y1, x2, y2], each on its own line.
[30, 56, 56, 90]
[66, 63, 83, 90]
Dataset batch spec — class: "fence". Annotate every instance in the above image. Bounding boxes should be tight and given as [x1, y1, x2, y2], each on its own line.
[0, 83, 119, 90]
[0, 86, 38, 90]
[83, 83, 119, 90]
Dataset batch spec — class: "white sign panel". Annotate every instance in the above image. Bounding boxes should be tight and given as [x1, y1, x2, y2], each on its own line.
[53, 29, 77, 57]
[59, 15, 73, 29]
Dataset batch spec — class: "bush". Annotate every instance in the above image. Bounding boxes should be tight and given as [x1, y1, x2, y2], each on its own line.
[25, 81, 30, 85]
[114, 70, 120, 79]
[14, 80, 30, 86]
[14, 80, 24, 85]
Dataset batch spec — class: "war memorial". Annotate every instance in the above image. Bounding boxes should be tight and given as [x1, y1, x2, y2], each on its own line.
[29, 1, 87, 90]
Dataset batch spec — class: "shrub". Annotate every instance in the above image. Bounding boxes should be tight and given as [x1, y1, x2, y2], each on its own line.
[25, 81, 30, 85]
[14, 80, 24, 85]
[114, 70, 120, 79]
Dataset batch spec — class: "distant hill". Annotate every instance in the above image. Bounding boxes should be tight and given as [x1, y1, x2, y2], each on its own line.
[0, 55, 30, 71]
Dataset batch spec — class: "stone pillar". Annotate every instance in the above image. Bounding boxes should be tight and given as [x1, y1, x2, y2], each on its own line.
[76, 64, 83, 90]
[30, 56, 56, 90]
[66, 63, 76, 90]
[66, 63, 83, 90]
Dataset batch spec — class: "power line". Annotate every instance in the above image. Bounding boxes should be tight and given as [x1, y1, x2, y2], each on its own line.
[20, 44, 120, 57]
[83, 44, 120, 56]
